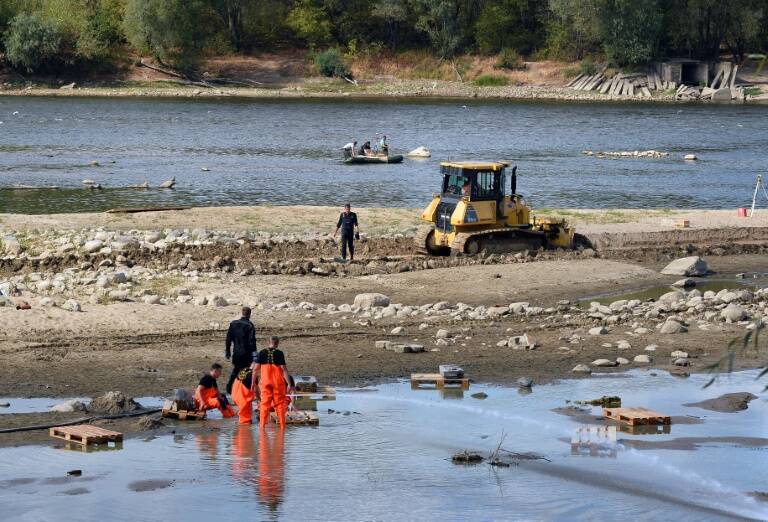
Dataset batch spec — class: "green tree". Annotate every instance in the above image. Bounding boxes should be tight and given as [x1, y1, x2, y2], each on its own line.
[123, 0, 211, 70]
[211, 0, 251, 51]
[475, 0, 544, 55]
[3, 12, 62, 72]
[286, 0, 332, 47]
[545, 0, 600, 59]
[372, 0, 409, 50]
[596, 0, 663, 66]
[415, 0, 462, 58]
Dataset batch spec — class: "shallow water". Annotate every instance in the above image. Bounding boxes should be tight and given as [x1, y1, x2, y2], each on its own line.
[579, 278, 761, 307]
[2, 97, 768, 213]
[1, 370, 766, 521]
[0, 396, 163, 415]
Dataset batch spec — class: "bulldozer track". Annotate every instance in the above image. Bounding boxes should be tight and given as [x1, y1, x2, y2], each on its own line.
[413, 226, 434, 255]
[450, 228, 546, 255]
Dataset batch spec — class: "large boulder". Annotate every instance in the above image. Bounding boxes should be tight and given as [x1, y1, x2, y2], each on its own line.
[83, 239, 104, 253]
[353, 293, 390, 309]
[660, 320, 687, 334]
[660, 256, 708, 276]
[721, 304, 746, 322]
[591, 358, 618, 367]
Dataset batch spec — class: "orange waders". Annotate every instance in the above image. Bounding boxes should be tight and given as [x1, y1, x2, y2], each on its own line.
[259, 364, 288, 429]
[232, 378, 256, 425]
[196, 387, 235, 418]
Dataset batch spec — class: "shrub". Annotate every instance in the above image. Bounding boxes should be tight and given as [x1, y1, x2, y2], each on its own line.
[474, 74, 509, 87]
[579, 57, 597, 76]
[314, 48, 350, 78]
[3, 13, 62, 73]
[495, 48, 524, 70]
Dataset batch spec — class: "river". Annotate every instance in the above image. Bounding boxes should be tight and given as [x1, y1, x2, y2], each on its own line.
[1, 96, 767, 214]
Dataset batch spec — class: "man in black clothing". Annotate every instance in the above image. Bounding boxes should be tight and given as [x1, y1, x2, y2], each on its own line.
[225, 306, 257, 394]
[333, 203, 359, 261]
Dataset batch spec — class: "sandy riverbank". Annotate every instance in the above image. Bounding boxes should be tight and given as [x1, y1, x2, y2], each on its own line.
[1, 205, 767, 446]
[3, 80, 764, 104]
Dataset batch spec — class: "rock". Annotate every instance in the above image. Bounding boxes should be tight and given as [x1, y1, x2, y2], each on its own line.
[633, 354, 651, 364]
[588, 326, 608, 335]
[353, 293, 390, 309]
[89, 391, 142, 414]
[660, 320, 687, 334]
[50, 399, 87, 413]
[721, 304, 746, 322]
[660, 256, 708, 276]
[3, 237, 21, 255]
[471, 392, 488, 399]
[436, 329, 450, 339]
[109, 290, 129, 302]
[517, 377, 533, 388]
[591, 358, 618, 367]
[487, 306, 510, 318]
[39, 297, 54, 307]
[684, 392, 757, 413]
[159, 176, 176, 189]
[572, 364, 592, 373]
[143, 295, 161, 305]
[390, 326, 406, 335]
[672, 278, 696, 288]
[389, 343, 424, 353]
[110, 272, 128, 284]
[144, 231, 163, 243]
[208, 295, 228, 307]
[375, 340, 391, 349]
[683, 154, 697, 161]
[194, 296, 208, 306]
[658, 290, 685, 303]
[83, 239, 104, 253]
[0, 402, 10, 408]
[670, 350, 688, 358]
[644, 344, 657, 352]
[452, 451, 484, 464]
[616, 340, 631, 350]
[673, 358, 690, 366]
[616, 357, 630, 365]
[61, 299, 82, 312]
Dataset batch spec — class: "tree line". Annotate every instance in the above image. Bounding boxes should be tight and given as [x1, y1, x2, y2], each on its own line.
[1, 0, 766, 74]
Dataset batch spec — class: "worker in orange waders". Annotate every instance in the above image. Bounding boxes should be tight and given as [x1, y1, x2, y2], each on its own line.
[231, 367, 257, 425]
[194, 363, 235, 418]
[252, 336, 293, 429]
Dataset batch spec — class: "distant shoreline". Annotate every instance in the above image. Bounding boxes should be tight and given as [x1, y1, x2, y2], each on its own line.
[2, 80, 764, 105]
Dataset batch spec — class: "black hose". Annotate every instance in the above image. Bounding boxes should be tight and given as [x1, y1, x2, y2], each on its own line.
[0, 408, 162, 434]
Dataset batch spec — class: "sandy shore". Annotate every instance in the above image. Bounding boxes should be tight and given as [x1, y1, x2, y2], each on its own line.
[2, 80, 765, 104]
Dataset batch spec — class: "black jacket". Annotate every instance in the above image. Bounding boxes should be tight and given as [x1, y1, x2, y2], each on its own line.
[225, 318, 257, 366]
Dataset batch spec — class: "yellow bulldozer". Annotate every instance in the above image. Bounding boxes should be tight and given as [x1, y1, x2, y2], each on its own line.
[414, 161, 575, 255]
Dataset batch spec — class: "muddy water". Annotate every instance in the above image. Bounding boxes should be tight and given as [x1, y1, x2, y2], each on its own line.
[1, 371, 766, 521]
[2, 97, 768, 213]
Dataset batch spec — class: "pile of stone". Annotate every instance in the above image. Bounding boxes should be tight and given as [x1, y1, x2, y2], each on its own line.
[582, 150, 669, 159]
[679, 63, 745, 102]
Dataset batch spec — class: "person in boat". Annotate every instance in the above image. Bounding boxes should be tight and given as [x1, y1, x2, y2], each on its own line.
[253, 336, 293, 430]
[342, 141, 357, 159]
[194, 363, 235, 417]
[379, 135, 388, 156]
[333, 203, 359, 261]
[360, 141, 373, 156]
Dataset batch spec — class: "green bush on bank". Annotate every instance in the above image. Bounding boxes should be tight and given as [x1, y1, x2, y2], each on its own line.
[314, 48, 350, 78]
[474, 74, 509, 87]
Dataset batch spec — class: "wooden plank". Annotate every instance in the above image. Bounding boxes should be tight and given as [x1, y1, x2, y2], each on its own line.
[105, 206, 192, 214]
[603, 407, 670, 426]
[290, 385, 336, 397]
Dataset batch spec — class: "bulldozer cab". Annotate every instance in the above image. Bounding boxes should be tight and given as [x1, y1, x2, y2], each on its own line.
[440, 161, 511, 218]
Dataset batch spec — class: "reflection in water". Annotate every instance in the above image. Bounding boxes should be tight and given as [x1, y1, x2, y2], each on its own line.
[230, 426, 286, 514]
[195, 431, 220, 462]
[258, 429, 285, 514]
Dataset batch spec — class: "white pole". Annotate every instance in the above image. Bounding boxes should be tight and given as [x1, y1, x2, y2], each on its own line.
[749, 175, 761, 218]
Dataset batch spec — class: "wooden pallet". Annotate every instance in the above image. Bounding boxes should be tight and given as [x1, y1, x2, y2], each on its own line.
[603, 407, 671, 426]
[267, 410, 319, 426]
[290, 386, 336, 397]
[161, 408, 206, 420]
[410, 373, 470, 390]
[49, 425, 123, 446]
